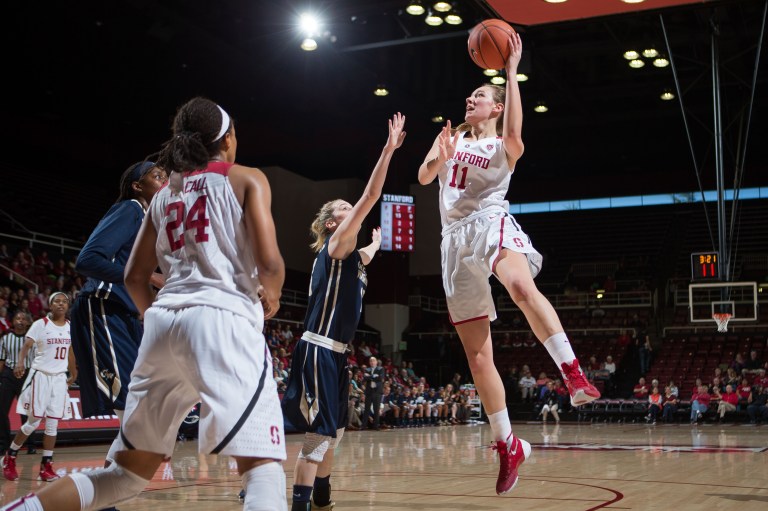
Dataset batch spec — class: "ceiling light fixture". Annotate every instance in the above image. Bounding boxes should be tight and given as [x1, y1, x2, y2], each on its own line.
[653, 56, 670, 67]
[300, 38, 318, 51]
[629, 59, 645, 68]
[483, 69, 499, 77]
[406, 0, 426, 15]
[445, 8, 462, 25]
[433, 1, 452, 12]
[623, 50, 639, 60]
[642, 48, 659, 58]
[431, 114, 445, 123]
[490, 75, 506, 85]
[516, 73, 529, 82]
[544, 0, 568, 3]
[374, 85, 390, 96]
[298, 13, 321, 36]
[534, 102, 548, 113]
[621, 0, 646, 3]
[425, 10, 443, 26]
[660, 90, 675, 101]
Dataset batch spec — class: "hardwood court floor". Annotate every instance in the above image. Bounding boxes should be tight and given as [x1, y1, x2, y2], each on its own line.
[1, 422, 766, 510]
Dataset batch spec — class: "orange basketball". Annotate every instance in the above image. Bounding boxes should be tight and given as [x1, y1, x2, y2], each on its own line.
[467, 19, 516, 70]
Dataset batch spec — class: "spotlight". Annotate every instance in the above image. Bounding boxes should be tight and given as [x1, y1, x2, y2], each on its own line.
[299, 13, 321, 36]
[534, 102, 548, 113]
[544, 0, 568, 3]
[490, 75, 506, 85]
[653, 57, 670, 67]
[516, 73, 529, 82]
[660, 90, 675, 101]
[431, 114, 445, 123]
[642, 48, 658, 58]
[623, 50, 639, 60]
[621, 0, 646, 3]
[374, 85, 390, 96]
[483, 69, 499, 77]
[433, 1, 451, 12]
[300, 38, 318, 51]
[425, 10, 443, 25]
[629, 59, 645, 68]
[445, 9, 462, 25]
[406, 0, 426, 15]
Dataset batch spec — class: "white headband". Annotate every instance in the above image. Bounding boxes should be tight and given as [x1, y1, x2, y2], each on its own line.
[215, 105, 230, 142]
[48, 291, 69, 306]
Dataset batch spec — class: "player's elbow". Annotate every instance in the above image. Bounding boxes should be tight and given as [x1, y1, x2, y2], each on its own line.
[417, 168, 433, 185]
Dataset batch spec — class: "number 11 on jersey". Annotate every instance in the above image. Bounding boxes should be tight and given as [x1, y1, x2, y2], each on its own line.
[449, 164, 467, 190]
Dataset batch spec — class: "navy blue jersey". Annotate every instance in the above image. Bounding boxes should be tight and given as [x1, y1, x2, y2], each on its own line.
[76, 199, 145, 314]
[303, 241, 367, 344]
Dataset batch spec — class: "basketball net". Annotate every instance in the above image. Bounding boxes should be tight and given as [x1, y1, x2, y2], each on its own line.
[712, 313, 732, 333]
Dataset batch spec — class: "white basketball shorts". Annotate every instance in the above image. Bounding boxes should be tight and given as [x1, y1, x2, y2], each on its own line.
[441, 209, 542, 324]
[119, 305, 286, 459]
[16, 370, 69, 419]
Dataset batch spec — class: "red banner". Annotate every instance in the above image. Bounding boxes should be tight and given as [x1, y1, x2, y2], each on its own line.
[9, 389, 120, 431]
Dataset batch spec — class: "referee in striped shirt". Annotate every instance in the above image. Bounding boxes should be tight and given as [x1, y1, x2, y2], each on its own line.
[0, 310, 36, 453]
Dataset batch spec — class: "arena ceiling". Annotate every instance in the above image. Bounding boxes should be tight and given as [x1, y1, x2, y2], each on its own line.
[3, 0, 767, 209]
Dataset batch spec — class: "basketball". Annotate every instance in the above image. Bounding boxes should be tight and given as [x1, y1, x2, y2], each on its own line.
[467, 19, 516, 70]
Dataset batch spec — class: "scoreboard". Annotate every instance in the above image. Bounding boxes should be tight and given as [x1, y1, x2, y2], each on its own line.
[380, 194, 415, 252]
[691, 251, 719, 280]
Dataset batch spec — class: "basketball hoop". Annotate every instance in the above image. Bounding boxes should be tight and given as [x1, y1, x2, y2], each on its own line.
[712, 313, 732, 332]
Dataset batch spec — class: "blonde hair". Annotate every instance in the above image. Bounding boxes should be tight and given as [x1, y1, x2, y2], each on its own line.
[310, 200, 341, 253]
[454, 83, 506, 136]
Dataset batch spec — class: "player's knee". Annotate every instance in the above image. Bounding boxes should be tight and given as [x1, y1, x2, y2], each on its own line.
[298, 433, 332, 462]
[329, 428, 345, 449]
[44, 418, 58, 436]
[20, 419, 41, 436]
[70, 462, 150, 510]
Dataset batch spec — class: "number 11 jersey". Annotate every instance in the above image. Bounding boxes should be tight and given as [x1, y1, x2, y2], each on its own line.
[438, 133, 513, 228]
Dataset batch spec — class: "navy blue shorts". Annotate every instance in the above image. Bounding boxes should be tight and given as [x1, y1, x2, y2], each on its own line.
[281, 339, 349, 437]
[70, 295, 142, 417]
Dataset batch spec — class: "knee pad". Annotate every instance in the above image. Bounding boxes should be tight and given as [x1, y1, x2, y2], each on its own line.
[44, 418, 58, 436]
[298, 433, 332, 463]
[71, 462, 150, 510]
[20, 419, 41, 436]
[329, 428, 345, 449]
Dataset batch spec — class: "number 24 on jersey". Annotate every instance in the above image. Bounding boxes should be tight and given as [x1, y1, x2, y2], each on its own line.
[165, 196, 210, 250]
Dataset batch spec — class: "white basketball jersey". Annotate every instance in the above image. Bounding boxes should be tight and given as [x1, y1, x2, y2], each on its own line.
[26, 317, 71, 374]
[438, 133, 513, 227]
[150, 162, 263, 327]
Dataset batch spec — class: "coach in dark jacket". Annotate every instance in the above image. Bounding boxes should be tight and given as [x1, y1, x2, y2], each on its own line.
[362, 356, 385, 430]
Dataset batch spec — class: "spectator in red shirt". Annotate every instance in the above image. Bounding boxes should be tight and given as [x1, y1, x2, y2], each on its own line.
[690, 378, 703, 398]
[753, 368, 768, 390]
[736, 378, 753, 409]
[633, 377, 649, 400]
[646, 387, 663, 424]
[716, 384, 739, 421]
[25, 289, 44, 319]
[661, 386, 678, 423]
[690, 385, 711, 424]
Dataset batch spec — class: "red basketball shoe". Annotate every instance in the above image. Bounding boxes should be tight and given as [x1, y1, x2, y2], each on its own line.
[38, 461, 59, 482]
[2, 454, 18, 481]
[492, 434, 531, 495]
[561, 359, 601, 406]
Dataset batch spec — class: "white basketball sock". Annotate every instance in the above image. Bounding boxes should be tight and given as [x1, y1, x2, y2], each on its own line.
[242, 462, 287, 511]
[487, 409, 513, 443]
[543, 332, 576, 371]
[0, 493, 44, 511]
